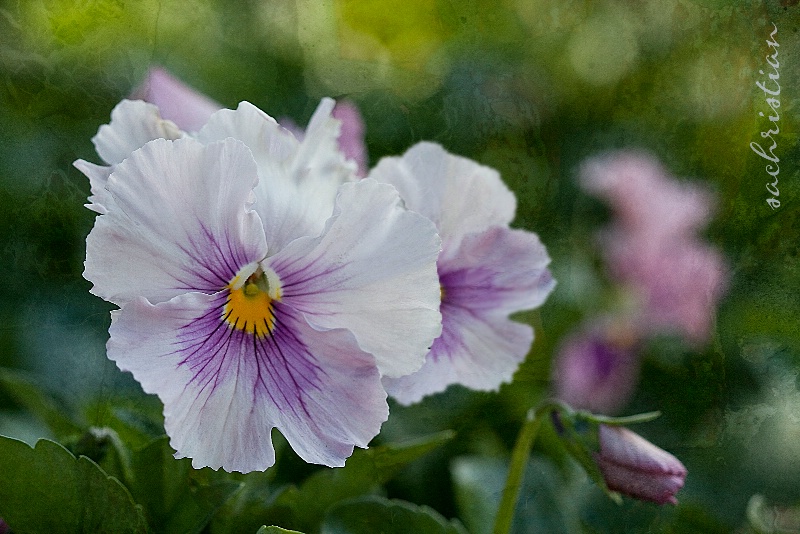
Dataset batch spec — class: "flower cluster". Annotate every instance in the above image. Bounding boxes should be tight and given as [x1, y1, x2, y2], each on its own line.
[77, 69, 554, 473]
[554, 151, 729, 414]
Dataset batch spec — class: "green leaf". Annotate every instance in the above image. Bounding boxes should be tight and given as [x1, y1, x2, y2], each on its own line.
[0, 435, 148, 533]
[128, 436, 242, 534]
[276, 430, 454, 531]
[256, 526, 305, 534]
[320, 496, 467, 534]
[0, 367, 83, 437]
[450, 456, 507, 534]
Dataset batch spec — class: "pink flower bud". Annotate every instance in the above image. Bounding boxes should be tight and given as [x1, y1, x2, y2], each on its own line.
[594, 424, 687, 505]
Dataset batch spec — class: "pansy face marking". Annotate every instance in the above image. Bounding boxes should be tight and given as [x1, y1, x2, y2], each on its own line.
[224, 266, 282, 338]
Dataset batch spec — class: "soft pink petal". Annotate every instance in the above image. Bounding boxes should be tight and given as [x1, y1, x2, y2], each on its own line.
[605, 234, 729, 343]
[131, 67, 222, 133]
[580, 151, 715, 240]
[331, 100, 368, 176]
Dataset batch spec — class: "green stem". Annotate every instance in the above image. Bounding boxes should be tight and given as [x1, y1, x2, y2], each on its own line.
[492, 407, 546, 534]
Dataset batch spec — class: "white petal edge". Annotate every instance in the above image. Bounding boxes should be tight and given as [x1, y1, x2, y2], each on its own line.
[92, 99, 184, 165]
[368, 141, 517, 245]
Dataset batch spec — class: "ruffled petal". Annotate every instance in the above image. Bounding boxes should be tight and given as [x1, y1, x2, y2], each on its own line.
[440, 226, 555, 315]
[384, 307, 533, 405]
[108, 292, 388, 472]
[131, 67, 222, 133]
[197, 100, 353, 250]
[73, 159, 114, 214]
[92, 99, 183, 165]
[266, 179, 442, 378]
[85, 137, 267, 305]
[384, 227, 555, 404]
[368, 142, 516, 245]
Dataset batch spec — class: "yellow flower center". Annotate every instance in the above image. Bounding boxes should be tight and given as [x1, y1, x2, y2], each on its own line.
[223, 268, 282, 338]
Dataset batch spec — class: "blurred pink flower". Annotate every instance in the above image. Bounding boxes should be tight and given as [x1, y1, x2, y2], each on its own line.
[594, 424, 687, 505]
[581, 151, 714, 240]
[554, 320, 639, 414]
[130, 67, 222, 133]
[580, 151, 728, 343]
[332, 100, 368, 176]
[131, 67, 368, 173]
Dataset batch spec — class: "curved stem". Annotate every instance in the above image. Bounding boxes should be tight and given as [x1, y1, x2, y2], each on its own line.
[492, 407, 545, 534]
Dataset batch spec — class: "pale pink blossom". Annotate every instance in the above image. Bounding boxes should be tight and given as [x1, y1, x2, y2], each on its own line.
[580, 150, 728, 343]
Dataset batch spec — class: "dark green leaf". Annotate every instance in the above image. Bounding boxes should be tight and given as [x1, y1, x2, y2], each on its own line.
[128, 436, 241, 534]
[0, 435, 147, 533]
[277, 430, 454, 531]
[0, 367, 83, 437]
[321, 496, 467, 534]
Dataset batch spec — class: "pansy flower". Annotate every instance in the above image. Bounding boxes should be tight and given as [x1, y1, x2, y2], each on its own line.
[76, 100, 442, 473]
[369, 142, 555, 404]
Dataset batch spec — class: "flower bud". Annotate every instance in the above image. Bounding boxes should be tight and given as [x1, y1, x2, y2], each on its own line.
[594, 424, 687, 505]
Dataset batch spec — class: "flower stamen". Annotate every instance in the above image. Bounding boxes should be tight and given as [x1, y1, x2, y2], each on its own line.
[223, 267, 282, 337]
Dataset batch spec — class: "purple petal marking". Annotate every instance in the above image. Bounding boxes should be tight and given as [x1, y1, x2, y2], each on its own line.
[113, 291, 390, 470]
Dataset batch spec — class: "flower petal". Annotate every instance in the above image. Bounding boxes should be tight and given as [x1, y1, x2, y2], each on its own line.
[92, 99, 183, 165]
[85, 137, 267, 305]
[439, 226, 555, 316]
[267, 179, 442, 378]
[131, 67, 222, 133]
[73, 159, 114, 214]
[197, 99, 354, 250]
[108, 292, 388, 472]
[384, 307, 534, 405]
[383, 226, 555, 403]
[331, 100, 368, 176]
[368, 142, 516, 245]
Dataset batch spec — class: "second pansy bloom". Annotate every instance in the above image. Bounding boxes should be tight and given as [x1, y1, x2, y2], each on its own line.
[78, 99, 442, 473]
[370, 142, 556, 405]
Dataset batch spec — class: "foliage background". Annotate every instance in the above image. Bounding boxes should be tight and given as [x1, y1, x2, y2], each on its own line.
[1, 0, 799, 532]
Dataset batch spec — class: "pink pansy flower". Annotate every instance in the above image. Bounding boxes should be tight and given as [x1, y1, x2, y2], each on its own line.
[594, 424, 687, 505]
[76, 99, 442, 473]
[369, 142, 556, 405]
[553, 320, 640, 415]
[132, 66, 368, 175]
[580, 150, 728, 344]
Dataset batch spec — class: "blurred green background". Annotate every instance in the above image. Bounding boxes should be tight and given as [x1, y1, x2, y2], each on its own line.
[1, 0, 800, 532]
